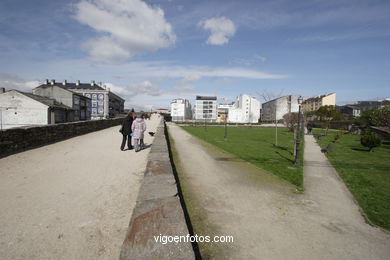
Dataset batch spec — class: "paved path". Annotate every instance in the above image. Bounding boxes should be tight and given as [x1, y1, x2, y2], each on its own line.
[168, 123, 390, 259]
[0, 115, 160, 260]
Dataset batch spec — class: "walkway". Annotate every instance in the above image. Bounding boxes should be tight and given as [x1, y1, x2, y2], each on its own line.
[0, 115, 160, 259]
[168, 123, 390, 259]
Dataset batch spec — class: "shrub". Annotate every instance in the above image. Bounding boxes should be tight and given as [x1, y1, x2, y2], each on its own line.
[361, 132, 382, 152]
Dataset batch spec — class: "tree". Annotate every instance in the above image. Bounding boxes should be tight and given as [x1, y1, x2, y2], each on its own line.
[355, 107, 390, 128]
[283, 112, 299, 132]
[315, 105, 343, 135]
[355, 110, 380, 127]
[361, 132, 382, 152]
[378, 106, 390, 128]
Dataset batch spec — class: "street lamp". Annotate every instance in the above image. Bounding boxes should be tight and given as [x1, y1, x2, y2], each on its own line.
[294, 96, 303, 165]
[224, 112, 228, 140]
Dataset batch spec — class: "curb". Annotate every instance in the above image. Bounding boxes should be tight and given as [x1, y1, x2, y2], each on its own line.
[120, 120, 195, 260]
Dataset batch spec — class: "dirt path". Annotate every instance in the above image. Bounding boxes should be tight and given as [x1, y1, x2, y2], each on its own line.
[0, 115, 160, 260]
[168, 123, 390, 260]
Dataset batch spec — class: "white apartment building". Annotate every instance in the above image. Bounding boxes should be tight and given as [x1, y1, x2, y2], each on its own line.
[170, 98, 192, 122]
[228, 94, 261, 123]
[195, 96, 217, 122]
[261, 95, 299, 122]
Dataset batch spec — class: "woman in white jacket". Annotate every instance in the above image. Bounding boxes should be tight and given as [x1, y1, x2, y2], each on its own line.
[131, 114, 146, 152]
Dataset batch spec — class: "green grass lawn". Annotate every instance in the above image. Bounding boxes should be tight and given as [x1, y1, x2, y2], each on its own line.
[313, 128, 390, 230]
[181, 126, 303, 189]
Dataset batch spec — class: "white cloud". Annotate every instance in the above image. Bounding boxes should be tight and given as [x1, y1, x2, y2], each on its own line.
[0, 73, 40, 92]
[174, 85, 194, 91]
[215, 77, 233, 84]
[174, 75, 200, 91]
[181, 75, 201, 82]
[73, 0, 176, 63]
[105, 80, 161, 97]
[118, 62, 286, 79]
[255, 55, 267, 62]
[198, 17, 236, 45]
[232, 58, 252, 66]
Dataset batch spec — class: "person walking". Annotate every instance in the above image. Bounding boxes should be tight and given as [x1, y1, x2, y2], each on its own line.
[131, 114, 147, 152]
[307, 122, 313, 135]
[120, 112, 134, 151]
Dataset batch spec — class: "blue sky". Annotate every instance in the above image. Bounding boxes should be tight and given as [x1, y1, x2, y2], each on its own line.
[0, 0, 389, 110]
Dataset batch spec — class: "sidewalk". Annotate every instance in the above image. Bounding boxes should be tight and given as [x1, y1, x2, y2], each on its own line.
[303, 134, 369, 228]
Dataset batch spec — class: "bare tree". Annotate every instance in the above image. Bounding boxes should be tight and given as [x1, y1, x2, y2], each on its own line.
[256, 89, 284, 103]
[256, 89, 284, 146]
[283, 112, 299, 132]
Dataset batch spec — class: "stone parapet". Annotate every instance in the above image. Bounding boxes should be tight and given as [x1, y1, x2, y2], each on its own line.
[120, 120, 194, 260]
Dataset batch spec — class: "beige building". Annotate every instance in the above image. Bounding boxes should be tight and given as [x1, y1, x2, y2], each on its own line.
[301, 93, 336, 112]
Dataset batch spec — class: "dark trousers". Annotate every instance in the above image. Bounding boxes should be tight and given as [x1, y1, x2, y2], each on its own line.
[121, 134, 132, 150]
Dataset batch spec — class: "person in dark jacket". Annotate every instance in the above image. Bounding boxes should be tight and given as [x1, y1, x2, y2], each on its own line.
[120, 112, 134, 151]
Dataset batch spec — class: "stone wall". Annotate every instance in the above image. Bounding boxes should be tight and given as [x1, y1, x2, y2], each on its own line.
[0, 118, 123, 156]
[369, 126, 390, 141]
[120, 120, 194, 260]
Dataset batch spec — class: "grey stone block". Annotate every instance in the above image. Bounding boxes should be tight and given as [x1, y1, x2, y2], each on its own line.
[137, 174, 177, 201]
[120, 197, 194, 260]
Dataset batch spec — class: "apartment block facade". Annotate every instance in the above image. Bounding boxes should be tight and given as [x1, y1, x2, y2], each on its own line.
[195, 96, 217, 122]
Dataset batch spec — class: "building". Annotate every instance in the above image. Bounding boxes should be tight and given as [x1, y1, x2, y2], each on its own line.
[261, 95, 299, 122]
[353, 100, 390, 111]
[155, 108, 170, 114]
[170, 99, 192, 122]
[195, 96, 217, 122]
[227, 94, 261, 123]
[301, 93, 336, 112]
[0, 90, 73, 130]
[33, 83, 91, 121]
[338, 105, 361, 118]
[337, 99, 390, 118]
[35, 80, 125, 119]
[217, 103, 234, 122]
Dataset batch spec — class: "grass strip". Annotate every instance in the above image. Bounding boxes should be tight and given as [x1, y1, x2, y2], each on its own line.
[181, 126, 303, 189]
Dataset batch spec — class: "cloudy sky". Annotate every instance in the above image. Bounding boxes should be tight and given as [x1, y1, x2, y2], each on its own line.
[0, 0, 389, 110]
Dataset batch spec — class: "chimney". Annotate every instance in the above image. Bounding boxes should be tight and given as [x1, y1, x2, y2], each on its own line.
[62, 80, 67, 86]
[91, 80, 95, 86]
[99, 82, 102, 86]
[50, 79, 55, 85]
[0, 88, 5, 94]
[76, 80, 80, 86]
[44, 79, 49, 85]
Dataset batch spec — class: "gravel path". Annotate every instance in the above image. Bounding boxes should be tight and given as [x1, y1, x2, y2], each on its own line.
[0, 115, 160, 260]
[168, 123, 390, 259]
